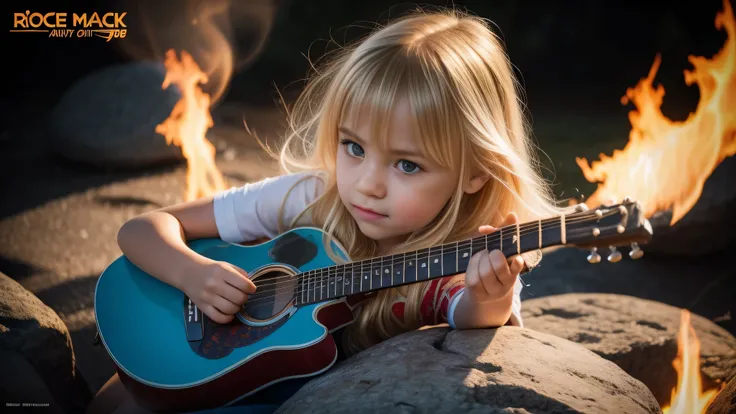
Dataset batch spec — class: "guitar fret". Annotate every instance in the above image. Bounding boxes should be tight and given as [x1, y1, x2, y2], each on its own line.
[538, 219, 542, 249]
[455, 241, 459, 272]
[403, 253, 406, 284]
[500, 227, 503, 251]
[516, 222, 521, 255]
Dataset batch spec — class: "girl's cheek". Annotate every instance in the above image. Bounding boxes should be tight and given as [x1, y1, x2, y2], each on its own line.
[392, 192, 438, 227]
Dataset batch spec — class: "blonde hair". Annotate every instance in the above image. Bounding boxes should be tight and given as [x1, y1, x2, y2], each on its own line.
[262, 8, 566, 354]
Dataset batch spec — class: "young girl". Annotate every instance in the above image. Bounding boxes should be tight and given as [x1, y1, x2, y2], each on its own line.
[88, 7, 566, 414]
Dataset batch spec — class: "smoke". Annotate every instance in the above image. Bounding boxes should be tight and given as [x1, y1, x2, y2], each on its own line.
[113, 0, 278, 105]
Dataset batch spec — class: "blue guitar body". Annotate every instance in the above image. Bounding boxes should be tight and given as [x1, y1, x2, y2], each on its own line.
[94, 227, 355, 412]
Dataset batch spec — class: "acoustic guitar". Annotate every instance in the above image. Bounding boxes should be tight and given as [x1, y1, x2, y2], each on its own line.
[93, 199, 653, 412]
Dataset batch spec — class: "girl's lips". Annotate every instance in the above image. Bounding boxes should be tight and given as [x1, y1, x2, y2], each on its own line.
[353, 204, 387, 220]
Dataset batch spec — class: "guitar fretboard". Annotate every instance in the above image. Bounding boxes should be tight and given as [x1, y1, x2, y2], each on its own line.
[294, 217, 571, 306]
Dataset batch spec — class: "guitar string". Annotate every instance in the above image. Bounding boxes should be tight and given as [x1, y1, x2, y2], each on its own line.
[224, 225, 600, 314]
[242, 209, 616, 297]
[246, 209, 617, 292]
[224, 213, 620, 310]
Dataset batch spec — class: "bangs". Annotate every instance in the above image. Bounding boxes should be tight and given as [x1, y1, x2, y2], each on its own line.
[335, 49, 458, 170]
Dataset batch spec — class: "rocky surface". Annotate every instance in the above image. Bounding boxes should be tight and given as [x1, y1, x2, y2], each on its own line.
[0, 272, 90, 413]
[522, 293, 736, 406]
[48, 61, 185, 168]
[0, 103, 284, 392]
[277, 326, 661, 413]
[706, 377, 735, 414]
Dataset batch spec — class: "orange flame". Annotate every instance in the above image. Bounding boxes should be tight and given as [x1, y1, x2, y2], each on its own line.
[576, 0, 736, 224]
[661, 310, 722, 414]
[155, 49, 226, 201]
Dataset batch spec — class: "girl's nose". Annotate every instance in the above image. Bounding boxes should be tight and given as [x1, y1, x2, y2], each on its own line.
[355, 163, 387, 199]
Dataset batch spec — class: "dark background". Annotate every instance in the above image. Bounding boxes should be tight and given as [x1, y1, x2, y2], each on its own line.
[2, 0, 729, 126]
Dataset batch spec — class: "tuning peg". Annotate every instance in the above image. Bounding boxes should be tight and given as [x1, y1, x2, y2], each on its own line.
[629, 242, 644, 259]
[587, 247, 601, 264]
[607, 246, 622, 263]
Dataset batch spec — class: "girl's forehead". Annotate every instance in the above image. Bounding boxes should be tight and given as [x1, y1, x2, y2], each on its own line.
[339, 98, 423, 150]
[338, 108, 424, 156]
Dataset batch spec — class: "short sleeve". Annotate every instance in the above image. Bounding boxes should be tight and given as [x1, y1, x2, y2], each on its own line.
[212, 172, 324, 243]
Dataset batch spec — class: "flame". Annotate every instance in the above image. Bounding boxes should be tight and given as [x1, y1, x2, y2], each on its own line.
[661, 310, 722, 414]
[576, 0, 736, 224]
[155, 49, 226, 201]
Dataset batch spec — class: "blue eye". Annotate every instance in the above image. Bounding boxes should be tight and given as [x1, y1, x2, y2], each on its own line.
[340, 139, 364, 158]
[397, 160, 421, 174]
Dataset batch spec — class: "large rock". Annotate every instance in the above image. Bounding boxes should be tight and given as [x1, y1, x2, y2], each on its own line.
[522, 293, 736, 406]
[0, 272, 90, 412]
[644, 156, 736, 257]
[277, 326, 661, 413]
[49, 61, 184, 168]
[706, 377, 735, 414]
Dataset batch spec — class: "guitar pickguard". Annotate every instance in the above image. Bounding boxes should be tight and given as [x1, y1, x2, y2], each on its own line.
[191, 316, 290, 359]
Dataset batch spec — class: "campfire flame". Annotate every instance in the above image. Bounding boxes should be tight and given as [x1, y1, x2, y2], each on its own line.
[661, 310, 722, 414]
[576, 0, 736, 224]
[156, 49, 227, 201]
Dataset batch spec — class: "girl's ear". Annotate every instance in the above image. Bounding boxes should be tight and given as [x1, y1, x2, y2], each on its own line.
[463, 174, 490, 195]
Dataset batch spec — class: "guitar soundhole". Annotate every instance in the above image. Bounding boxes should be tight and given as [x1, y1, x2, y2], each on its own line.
[239, 266, 296, 323]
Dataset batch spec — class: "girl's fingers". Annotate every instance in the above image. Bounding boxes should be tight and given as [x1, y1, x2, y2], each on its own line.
[509, 255, 525, 277]
[204, 304, 234, 325]
[489, 250, 514, 288]
[478, 250, 492, 285]
[478, 225, 496, 234]
[213, 295, 241, 316]
[464, 250, 483, 290]
[502, 212, 519, 227]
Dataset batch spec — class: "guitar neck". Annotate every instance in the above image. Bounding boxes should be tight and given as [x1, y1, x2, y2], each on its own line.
[294, 216, 572, 306]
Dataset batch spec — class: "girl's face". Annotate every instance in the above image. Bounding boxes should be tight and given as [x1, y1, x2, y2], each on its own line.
[336, 96, 458, 252]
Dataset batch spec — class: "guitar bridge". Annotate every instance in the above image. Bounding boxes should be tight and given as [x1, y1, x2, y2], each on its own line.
[184, 297, 204, 342]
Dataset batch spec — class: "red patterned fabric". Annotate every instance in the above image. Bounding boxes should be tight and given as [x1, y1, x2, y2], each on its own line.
[388, 276, 465, 326]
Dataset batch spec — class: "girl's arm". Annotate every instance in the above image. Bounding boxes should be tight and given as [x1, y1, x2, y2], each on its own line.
[116, 172, 324, 323]
[416, 273, 523, 330]
[450, 282, 516, 329]
[117, 196, 257, 324]
[116, 195, 223, 292]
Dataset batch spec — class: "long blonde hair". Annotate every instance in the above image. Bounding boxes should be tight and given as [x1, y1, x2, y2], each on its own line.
[263, 8, 566, 354]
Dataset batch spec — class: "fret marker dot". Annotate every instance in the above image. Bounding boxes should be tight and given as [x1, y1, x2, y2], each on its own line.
[384, 269, 389, 274]
[434, 258, 438, 263]
[463, 253, 468, 258]
[421, 263, 426, 268]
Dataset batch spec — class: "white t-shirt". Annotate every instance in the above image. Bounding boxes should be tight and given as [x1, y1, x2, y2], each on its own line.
[212, 172, 524, 327]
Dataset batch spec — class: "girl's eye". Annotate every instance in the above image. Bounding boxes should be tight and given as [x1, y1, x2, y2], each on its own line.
[397, 160, 421, 174]
[340, 139, 365, 158]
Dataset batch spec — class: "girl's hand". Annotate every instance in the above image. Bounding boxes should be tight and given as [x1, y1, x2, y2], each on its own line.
[464, 212, 525, 304]
[181, 259, 257, 324]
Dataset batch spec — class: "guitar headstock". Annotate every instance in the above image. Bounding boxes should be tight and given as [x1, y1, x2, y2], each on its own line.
[565, 198, 653, 263]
